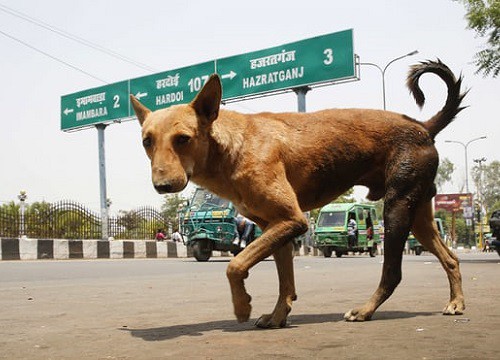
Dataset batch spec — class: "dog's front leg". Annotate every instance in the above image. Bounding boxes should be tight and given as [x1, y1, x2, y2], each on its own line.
[255, 241, 296, 328]
[226, 217, 307, 325]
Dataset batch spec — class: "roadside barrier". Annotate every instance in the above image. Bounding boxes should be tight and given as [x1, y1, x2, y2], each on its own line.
[0, 238, 190, 260]
[0, 237, 310, 260]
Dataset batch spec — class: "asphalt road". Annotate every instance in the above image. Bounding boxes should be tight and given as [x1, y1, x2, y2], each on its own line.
[1, 252, 499, 359]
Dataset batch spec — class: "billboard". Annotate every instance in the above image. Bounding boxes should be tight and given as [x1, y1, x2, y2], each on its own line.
[435, 193, 474, 218]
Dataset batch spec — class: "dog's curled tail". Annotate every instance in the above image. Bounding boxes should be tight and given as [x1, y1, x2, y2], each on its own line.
[407, 60, 468, 139]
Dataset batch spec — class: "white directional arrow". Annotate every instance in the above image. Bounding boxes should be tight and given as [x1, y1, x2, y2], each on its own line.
[221, 71, 237, 80]
[63, 108, 74, 116]
[135, 91, 148, 100]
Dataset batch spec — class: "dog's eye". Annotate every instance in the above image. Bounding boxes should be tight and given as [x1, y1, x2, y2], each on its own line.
[175, 135, 191, 146]
[143, 137, 152, 148]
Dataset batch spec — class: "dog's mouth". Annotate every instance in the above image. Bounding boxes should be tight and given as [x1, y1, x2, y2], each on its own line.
[154, 184, 175, 194]
[153, 175, 190, 194]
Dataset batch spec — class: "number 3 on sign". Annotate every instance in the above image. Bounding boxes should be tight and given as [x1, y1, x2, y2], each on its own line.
[323, 48, 334, 65]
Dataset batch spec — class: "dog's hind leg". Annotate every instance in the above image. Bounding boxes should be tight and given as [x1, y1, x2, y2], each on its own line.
[344, 189, 415, 321]
[255, 241, 296, 328]
[411, 201, 465, 315]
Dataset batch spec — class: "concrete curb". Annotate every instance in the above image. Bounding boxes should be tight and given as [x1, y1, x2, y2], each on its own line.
[0, 238, 188, 261]
[0, 237, 310, 261]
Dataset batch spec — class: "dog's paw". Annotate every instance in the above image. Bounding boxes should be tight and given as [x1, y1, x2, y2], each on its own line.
[443, 300, 465, 315]
[344, 308, 372, 322]
[234, 294, 252, 323]
[255, 313, 288, 329]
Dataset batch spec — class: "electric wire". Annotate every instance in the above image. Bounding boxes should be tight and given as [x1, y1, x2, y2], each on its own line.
[0, 3, 260, 114]
[0, 28, 108, 83]
[0, 2, 158, 72]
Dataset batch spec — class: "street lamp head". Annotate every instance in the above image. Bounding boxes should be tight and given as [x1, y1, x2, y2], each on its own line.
[407, 50, 419, 56]
[18, 190, 27, 202]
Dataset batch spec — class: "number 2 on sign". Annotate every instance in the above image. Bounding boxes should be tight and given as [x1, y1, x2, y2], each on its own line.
[323, 49, 334, 65]
[113, 95, 120, 108]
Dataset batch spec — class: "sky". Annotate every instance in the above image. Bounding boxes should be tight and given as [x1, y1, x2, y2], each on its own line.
[0, 0, 498, 214]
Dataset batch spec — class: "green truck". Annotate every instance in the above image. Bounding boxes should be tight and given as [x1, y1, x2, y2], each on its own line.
[313, 203, 381, 258]
[180, 188, 260, 261]
[407, 218, 445, 255]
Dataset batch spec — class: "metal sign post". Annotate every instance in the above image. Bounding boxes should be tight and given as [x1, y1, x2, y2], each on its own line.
[96, 124, 109, 240]
[294, 86, 311, 251]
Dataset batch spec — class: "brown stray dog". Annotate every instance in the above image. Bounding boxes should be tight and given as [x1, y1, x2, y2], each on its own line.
[130, 60, 466, 328]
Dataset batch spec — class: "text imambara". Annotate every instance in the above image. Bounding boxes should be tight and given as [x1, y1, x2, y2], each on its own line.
[75, 92, 107, 121]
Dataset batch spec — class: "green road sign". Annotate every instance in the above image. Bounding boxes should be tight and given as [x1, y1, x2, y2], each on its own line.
[61, 81, 129, 131]
[129, 61, 215, 112]
[61, 29, 356, 131]
[217, 29, 355, 100]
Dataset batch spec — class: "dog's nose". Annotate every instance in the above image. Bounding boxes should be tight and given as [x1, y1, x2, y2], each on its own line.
[154, 183, 173, 194]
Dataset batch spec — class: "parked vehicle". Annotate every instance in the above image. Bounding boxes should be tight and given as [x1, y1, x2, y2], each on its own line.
[313, 203, 381, 258]
[488, 210, 500, 256]
[180, 188, 260, 261]
[407, 218, 445, 255]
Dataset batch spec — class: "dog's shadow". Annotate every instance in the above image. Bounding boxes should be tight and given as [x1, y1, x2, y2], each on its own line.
[121, 311, 437, 341]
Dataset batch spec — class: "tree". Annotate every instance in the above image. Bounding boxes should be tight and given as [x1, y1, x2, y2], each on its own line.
[25, 201, 51, 238]
[436, 157, 455, 192]
[0, 201, 20, 237]
[455, 0, 500, 77]
[333, 188, 356, 203]
[489, 199, 500, 217]
[472, 160, 500, 213]
[161, 193, 188, 226]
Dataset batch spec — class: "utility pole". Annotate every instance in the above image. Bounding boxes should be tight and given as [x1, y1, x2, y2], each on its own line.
[474, 157, 486, 249]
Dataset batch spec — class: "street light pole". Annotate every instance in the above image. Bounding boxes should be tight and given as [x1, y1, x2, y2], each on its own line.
[360, 50, 419, 110]
[473, 157, 487, 249]
[17, 190, 27, 238]
[445, 136, 487, 194]
[445, 136, 487, 247]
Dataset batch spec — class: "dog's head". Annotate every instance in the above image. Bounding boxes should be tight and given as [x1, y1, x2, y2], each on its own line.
[130, 74, 222, 194]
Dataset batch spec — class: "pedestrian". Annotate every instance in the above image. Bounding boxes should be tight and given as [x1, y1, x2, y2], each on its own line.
[347, 213, 357, 247]
[155, 229, 166, 241]
[366, 212, 374, 241]
[171, 229, 183, 243]
[233, 215, 255, 248]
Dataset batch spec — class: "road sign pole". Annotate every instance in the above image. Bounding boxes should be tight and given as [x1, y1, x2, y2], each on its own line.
[96, 124, 109, 240]
[294, 86, 312, 253]
[294, 86, 310, 113]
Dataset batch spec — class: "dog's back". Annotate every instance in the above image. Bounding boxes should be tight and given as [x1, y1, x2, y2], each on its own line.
[210, 107, 435, 209]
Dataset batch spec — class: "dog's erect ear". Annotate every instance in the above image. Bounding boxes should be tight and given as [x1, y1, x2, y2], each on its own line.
[191, 74, 222, 125]
[130, 95, 151, 126]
